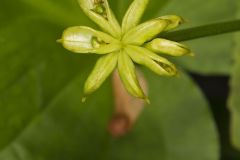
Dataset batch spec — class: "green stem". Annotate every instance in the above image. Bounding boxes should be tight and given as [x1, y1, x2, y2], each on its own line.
[161, 20, 240, 42]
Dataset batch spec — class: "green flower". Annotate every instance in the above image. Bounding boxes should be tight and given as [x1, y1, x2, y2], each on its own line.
[58, 0, 193, 103]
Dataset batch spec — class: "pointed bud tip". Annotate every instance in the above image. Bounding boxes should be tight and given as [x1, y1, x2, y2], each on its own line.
[175, 71, 181, 78]
[56, 39, 62, 43]
[145, 98, 151, 104]
[82, 97, 87, 103]
[189, 52, 195, 57]
[182, 18, 190, 23]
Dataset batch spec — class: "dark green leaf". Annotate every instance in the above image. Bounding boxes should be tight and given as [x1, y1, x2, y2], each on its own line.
[228, 1, 240, 149]
[0, 70, 219, 160]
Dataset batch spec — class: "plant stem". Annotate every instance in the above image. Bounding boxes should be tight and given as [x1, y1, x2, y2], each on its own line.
[161, 20, 240, 42]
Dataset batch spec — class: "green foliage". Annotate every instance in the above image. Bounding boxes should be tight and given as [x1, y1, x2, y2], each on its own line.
[0, 71, 219, 160]
[0, 0, 239, 159]
[229, 1, 240, 150]
[229, 32, 240, 150]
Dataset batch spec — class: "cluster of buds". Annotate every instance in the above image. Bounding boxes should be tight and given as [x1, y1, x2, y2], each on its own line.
[58, 0, 193, 103]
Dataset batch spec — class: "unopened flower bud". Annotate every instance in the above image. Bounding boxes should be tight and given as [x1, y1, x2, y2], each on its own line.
[159, 15, 185, 31]
[59, 26, 120, 54]
[126, 46, 177, 76]
[145, 38, 193, 56]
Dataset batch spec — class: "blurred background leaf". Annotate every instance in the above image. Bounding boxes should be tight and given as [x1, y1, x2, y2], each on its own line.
[1, 0, 239, 159]
[0, 69, 219, 160]
[228, 0, 240, 150]
[229, 32, 240, 150]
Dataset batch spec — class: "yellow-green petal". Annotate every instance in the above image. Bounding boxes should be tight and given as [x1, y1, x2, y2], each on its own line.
[122, 0, 149, 33]
[118, 51, 147, 100]
[59, 26, 121, 54]
[83, 52, 118, 98]
[122, 19, 169, 45]
[145, 38, 193, 56]
[159, 15, 185, 31]
[125, 45, 177, 76]
[102, 0, 121, 35]
[78, 0, 121, 38]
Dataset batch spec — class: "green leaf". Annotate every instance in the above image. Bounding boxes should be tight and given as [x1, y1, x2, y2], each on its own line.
[0, 0, 91, 149]
[158, 0, 237, 75]
[228, 1, 240, 150]
[0, 69, 219, 159]
[0, 0, 219, 159]
[229, 52, 240, 150]
[19, 0, 88, 25]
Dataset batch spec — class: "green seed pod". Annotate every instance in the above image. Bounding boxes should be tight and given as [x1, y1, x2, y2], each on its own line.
[159, 15, 185, 31]
[122, 0, 149, 33]
[83, 52, 118, 101]
[125, 45, 177, 76]
[78, 0, 121, 38]
[145, 38, 193, 56]
[118, 51, 148, 101]
[122, 19, 169, 45]
[59, 26, 121, 54]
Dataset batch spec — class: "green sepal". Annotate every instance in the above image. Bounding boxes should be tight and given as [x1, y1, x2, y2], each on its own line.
[102, 0, 122, 33]
[125, 45, 178, 76]
[159, 15, 185, 31]
[118, 50, 148, 101]
[78, 0, 121, 38]
[122, 19, 169, 45]
[83, 52, 118, 99]
[145, 38, 193, 56]
[59, 26, 121, 54]
[122, 0, 149, 34]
